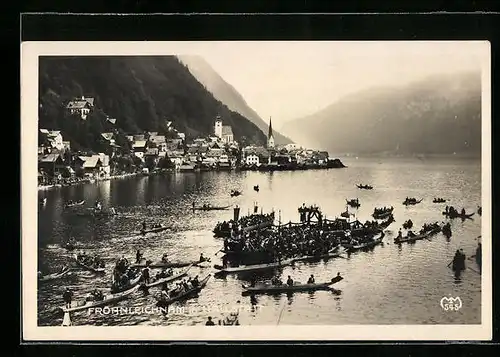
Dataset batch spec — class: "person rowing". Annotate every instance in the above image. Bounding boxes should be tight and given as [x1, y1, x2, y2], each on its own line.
[161, 253, 169, 263]
[63, 287, 73, 308]
[461, 208, 466, 216]
[136, 250, 143, 264]
[191, 275, 200, 288]
[142, 266, 151, 285]
[199, 253, 206, 263]
[307, 274, 315, 284]
[286, 275, 294, 287]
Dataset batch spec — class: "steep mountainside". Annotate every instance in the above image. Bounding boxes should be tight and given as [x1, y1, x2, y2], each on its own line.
[281, 71, 481, 156]
[178, 55, 292, 145]
[38, 56, 267, 151]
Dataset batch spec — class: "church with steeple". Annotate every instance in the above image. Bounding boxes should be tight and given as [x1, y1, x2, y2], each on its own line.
[267, 117, 275, 148]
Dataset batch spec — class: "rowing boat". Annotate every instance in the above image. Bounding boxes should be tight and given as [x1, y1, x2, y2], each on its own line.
[372, 208, 394, 219]
[348, 232, 385, 252]
[356, 184, 373, 190]
[394, 227, 440, 244]
[442, 211, 475, 219]
[38, 267, 71, 284]
[242, 275, 343, 295]
[292, 246, 347, 263]
[136, 225, 169, 235]
[403, 199, 423, 206]
[193, 205, 231, 211]
[141, 264, 193, 289]
[66, 200, 85, 208]
[60, 284, 140, 313]
[131, 258, 210, 269]
[73, 254, 106, 273]
[214, 258, 295, 274]
[110, 271, 143, 294]
[156, 274, 211, 307]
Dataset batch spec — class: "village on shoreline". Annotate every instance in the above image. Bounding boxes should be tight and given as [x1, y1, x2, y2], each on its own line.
[38, 96, 346, 190]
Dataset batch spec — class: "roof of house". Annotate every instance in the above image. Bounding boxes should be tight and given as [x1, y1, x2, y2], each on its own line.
[39, 129, 50, 134]
[107, 118, 117, 124]
[82, 97, 95, 106]
[149, 135, 166, 144]
[39, 153, 61, 163]
[101, 132, 114, 141]
[66, 101, 91, 110]
[132, 140, 147, 149]
[222, 125, 233, 136]
[148, 132, 158, 136]
[82, 155, 101, 168]
[133, 135, 145, 141]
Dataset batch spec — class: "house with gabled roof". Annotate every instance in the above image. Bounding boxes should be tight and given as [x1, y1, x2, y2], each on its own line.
[132, 140, 147, 159]
[148, 135, 167, 152]
[66, 96, 94, 120]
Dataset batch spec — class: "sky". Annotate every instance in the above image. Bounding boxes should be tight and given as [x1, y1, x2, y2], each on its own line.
[174, 41, 486, 129]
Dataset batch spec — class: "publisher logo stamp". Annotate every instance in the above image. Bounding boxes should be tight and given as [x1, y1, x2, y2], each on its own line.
[440, 296, 463, 311]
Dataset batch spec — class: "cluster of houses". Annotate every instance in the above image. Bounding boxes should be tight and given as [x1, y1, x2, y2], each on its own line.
[38, 95, 333, 186]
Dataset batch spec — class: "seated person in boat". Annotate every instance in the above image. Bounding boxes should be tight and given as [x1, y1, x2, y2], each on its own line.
[91, 289, 104, 301]
[407, 230, 415, 237]
[161, 253, 169, 263]
[120, 273, 130, 287]
[307, 275, 315, 284]
[182, 280, 190, 291]
[286, 276, 294, 286]
[191, 276, 200, 288]
[461, 208, 466, 216]
[206, 317, 215, 326]
[199, 253, 206, 262]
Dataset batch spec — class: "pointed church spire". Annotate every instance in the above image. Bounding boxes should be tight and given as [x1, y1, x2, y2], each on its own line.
[268, 116, 273, 139]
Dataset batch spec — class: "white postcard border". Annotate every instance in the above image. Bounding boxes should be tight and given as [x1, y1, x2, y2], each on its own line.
[21, 41, 492, 341]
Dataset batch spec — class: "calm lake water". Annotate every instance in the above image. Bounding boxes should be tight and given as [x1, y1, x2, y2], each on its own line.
[37, 157, 482, 326]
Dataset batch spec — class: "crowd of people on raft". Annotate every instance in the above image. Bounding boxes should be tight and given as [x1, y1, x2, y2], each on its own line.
[213, 212, 275, 237]
[444, 206, 469, 217]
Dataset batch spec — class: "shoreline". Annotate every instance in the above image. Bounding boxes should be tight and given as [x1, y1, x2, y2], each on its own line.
[37, 172, 141, 191]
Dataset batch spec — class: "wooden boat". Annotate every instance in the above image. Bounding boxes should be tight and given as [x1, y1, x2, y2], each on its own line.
[242, 275, 343, 295]
[348, 232, 385, 252]
[403, 199, 423, 206]
[131, 258, 210, 269]
[230, 190, 242, 197]
[110, 271, 143, 294]
[60, 284, 140, 313]
[433, 198, 446, 203]
[66, 200, 85, 208]
[38, 267, 71, 284]
[136, 225, 169, 235]
[442, 211, 474, 219]
[140, 265, 194, 289]
[73, 254, 106, 273]
[394, 227, 440, 244]
[156, 274, 211, 307]
[372, 207, 394, 219]
[356, 184, 373, 190]
[214, 258, 295, 274]
[193, 205, 231, 211]
[291, 246, 347, 263]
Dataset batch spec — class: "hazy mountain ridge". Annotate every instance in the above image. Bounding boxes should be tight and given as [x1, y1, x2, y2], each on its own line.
[38, 56, 267, 151]
[178, 55, 293, 145]
[281, 71, 481, 156]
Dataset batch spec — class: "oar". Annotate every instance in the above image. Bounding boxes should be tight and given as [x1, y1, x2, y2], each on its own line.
[62, 311, 72, 326]
[447, 260, 453, 267]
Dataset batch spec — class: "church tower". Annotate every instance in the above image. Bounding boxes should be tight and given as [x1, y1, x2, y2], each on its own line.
[214, 115, 223, 138]
[267, 116, 275, 148]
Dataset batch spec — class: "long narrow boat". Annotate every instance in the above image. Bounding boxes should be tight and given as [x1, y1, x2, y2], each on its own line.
[241, 275, 343, 295]
[442, 211, 475, 219]
[372, 209, 393, 220]
[348, 232, 385, 252]
[60, 284, 140, 313]
[131, 258, 209, 269]
[292, 246, 346, 263]
[135, 225, 169, 235]
[141, 264, 193, 289]
[156, 274, 211, 307]
[66, 200, 85, 208]
[193, 205, 231, 211]
[73, 254, 106, 273]
[394, 227, 440, 244]
[38, 267, 71, 284]
[110, 272, 143, 294]
[214, 258, 295, 274]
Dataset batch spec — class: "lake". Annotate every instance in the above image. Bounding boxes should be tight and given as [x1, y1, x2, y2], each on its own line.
[37, 157, 482, 326]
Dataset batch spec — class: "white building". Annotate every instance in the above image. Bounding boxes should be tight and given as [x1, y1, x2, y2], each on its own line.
[245, 154, 260, 166]
[214, 117, 223, 138]
[214, 116, 234, 144]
